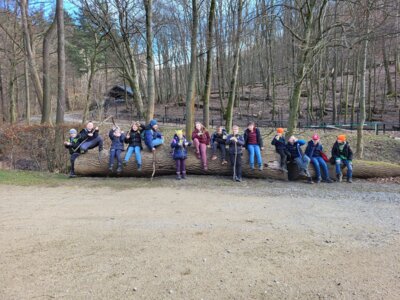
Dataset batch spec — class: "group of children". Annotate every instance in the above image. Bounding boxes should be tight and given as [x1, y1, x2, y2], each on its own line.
[65, 120, 353, 183]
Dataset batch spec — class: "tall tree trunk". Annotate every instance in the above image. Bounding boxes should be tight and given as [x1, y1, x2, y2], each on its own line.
[25, 57, 30, 125]
[225, 0, 243, 133]
[382, 38, 394, 96]
[20, 0, 43, 110]
[41, 17, 57, 124]
[144, 0, 155, 123]
[0, 64, 5, 124]
[56, 0, 65, 125]
[202, 0, 216, 128]
[356, 4, 370, 159]
[185, 0, 198, 136]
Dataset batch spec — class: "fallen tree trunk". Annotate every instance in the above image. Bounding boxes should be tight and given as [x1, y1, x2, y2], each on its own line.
[75, 145, 288, 180]
[288, 160, 400, 181]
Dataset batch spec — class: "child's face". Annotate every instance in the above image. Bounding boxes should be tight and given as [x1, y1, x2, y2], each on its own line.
[86, 122, 94, 131]
[114, 129, 121, 137]
[70, 133, 77, 139]
[288, 138, 294, 144]
[153, 124, 158, 130]
[177, 133, 183, 139]
[247, 124, 254, 131]
[217, 127, 222, 134]
[132, 124, 138, 131]
[195, 123, 202, 130]
[313, 139, 319, 145]
[233, 127, 239, 135]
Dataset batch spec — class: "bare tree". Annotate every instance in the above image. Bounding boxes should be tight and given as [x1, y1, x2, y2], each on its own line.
[144, 0, 155, 122]
[56, 0, 65, 125]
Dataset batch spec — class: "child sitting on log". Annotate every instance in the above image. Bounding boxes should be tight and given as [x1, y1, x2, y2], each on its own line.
[144, 119, 164, 152]
[192, 122, 211, 171]
[305, 134, 333, 183]
[211, 126, 228, 165]
[331, 134, 353, 183]
[108, 126, 126, 174]
[78, 121, 104, 154]
[271, 128, 289, 172]
[227, 125, 245, 182]
[64, 128, 81, 178]
[244, 121, 264, 171]
[171, 129, 192, 180]
[286, 136, 313, 184]
[123, 121, 143, 171]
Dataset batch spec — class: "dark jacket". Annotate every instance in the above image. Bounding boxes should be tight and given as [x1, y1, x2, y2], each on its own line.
[305, 140, 324, 158]
[226, 134, 245, 155]
[144, 125, 163, 150]
[331, 141, 353, 160]
[271, 135, 287, 150]
[125, 129, 142, 149]
[244, 128, 263, 148]
[192, 129, 210, 145]
[78, 128, 99, 141]
[286, 139, 306, 160]
[65, 137, 81, 154]
[109, 129, 126, 151]
[170, 134, 192, 160]
[211, 129, 228, 145]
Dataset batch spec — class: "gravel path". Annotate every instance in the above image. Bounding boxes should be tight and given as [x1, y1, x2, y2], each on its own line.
[0, 178, 399, 299]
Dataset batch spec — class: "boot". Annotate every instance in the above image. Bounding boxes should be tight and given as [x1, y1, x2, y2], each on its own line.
[259, 165, 264, 171]
[116, 164, 122, 174]
[137, 164, 142, 171]
[307, 177, 314, 184]
[122, 160, 128, 167]
[69, 170, 76, 178]
[176, 172, 182, 180]
[336, 173, 343, 182]
[181, 172, 187, 179]
[316, 177, 322, 184]
[108, 164, 114, 172]
[347, 177, 353, 183]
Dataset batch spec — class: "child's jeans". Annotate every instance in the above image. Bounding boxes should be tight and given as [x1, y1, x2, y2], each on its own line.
[152, 138, 164, 148]
[294, 155, 311, 176]
[311, 156, 330, 180]
[124, 146, 142, 166]
[276, 149, 287, 168]
[247, 144, 262, 168]
[109, 149, 123, 167]
[176, 159, 186, 174]
[80, 136, 103, 152]
[335, 158, 353, 178]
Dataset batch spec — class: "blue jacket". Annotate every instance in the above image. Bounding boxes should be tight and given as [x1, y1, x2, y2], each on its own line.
[226, 134, 245, 154]
[286, 139, 306, 160]
[305, 140, 323, 158]
[170, 135, 191, 160]
[243, 128, 263, 148]
[144, 125, 163, 150]
[211, 129, 228, 145]
[109, 129, 126, 151]
[271, 135, 287, 150]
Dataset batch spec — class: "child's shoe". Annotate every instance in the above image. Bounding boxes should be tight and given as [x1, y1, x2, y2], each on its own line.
[211, 155, 217, 161]
[108, 164, 114, 172]
[123, 160, 128, 167]
[69, 171, 76, 178]
[336, 173, 343, 182]
[324, 178, 333, 183]
[117, 165, 122, 174]
[137, 164, 142, 171]
[176, 173, 182, 180]
[316, 177, 322, 184]
[259, 165, 264, 171]
[307, 177, 314, 184]
[347, 177, 353, 183]
[221, 160, 228, 165]
[181, 172, 187, 179]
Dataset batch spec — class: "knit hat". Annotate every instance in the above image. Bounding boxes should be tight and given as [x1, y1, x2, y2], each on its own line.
[69, 128, 77, 135]
[175, 129, 183, 136]
[337, 134, 346, 142]
[312, 134, 319, 141]
[150, 119, 157, 127]
[277, 128, 284, 134]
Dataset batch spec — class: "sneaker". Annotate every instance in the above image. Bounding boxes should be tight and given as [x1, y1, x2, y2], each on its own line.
[181, 172, 187, 179]
[221, 160, 228, 165]
[123, 161, 128, 167]
[137, 165, 142, 171]
[336, 173, 343, 182]
[176, 174, 182, 180]
[235, 177, 242, 182]
[347, 177, 353, 183]
[211, 155, 217, 161]
[324, 178, 333, 183]
[117, 166, 122, 173]
[196, 151, 201, 159]
[281, 167, 288, 173]
[98, 145, 104, 152]
[69, 171, 76, 178]
[108, 165, 113, 172]
[250, 165, 255, 171]
[299, 170, 307, 177]
[307, 177, 314, 184]
[259, 165, 264, 171]
[316, 177, 322, 184]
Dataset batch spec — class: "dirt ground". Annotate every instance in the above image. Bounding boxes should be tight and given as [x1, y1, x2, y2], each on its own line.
[1, 177, 399, 299]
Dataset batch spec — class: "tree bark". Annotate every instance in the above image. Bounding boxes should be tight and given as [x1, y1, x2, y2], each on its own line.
[41, 16, 57, 124]
[382, 38, 394, 96]
[144, 0, 156, 123]
[225, 0, 243, 133]
[185, 0, 199, 136]
[56, 0, 65, 125]
[20, 0, 43, 110]
[0, 64, 5, 124]
[74, 145, 288, 181]
[24, 57, 30, 125]
[201, 0, 216, 129]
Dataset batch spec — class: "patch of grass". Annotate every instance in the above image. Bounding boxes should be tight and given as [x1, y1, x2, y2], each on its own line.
[0, 169, 69, 186]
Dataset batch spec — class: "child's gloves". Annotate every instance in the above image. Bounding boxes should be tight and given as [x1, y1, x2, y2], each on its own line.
[184, 142, 189, 146]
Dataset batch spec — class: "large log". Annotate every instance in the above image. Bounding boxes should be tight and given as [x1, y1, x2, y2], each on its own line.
[288, 160, 400, 181]
[74, 145, 288, 180]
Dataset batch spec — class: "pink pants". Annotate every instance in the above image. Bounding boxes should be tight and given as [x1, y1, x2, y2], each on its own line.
[193, 138, 208, 168]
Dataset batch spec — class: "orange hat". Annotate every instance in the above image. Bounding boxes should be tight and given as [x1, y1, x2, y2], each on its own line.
[277, 128, 284, 134]
[337, 135, 346, 142]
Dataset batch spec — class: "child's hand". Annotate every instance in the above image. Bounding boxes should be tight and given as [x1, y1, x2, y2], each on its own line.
[231, 137, 237, 142]
[184, 142, 189, 147]
[95, 127, 99, 131]
[64, 141, 70, 146]
[275, 135, 279, 140]
[261, 147, 265, 151]
[88, 133, 93, 137]
[223, 135, 227, 139]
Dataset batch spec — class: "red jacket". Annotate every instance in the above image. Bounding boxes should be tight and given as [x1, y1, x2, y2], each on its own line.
[192, 129, 210, 145]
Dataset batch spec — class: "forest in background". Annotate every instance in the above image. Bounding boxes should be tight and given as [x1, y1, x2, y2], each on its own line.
[0, 0, 399, 159]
